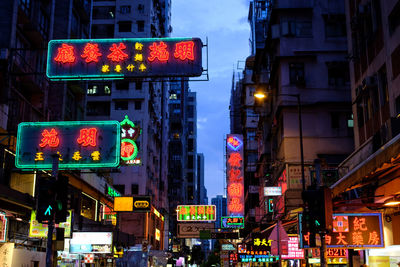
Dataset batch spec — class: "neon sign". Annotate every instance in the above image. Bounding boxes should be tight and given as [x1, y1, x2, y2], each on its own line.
[107, 186, 121, 198]
[120, 115, 141, 164]
[177, 205, 216, 222]
[46, 38, 203, 80]
[221, 216, 244, 229]
[15, 121, 120, 169]
[226, 134, 244, 216]
[299, 213, 384, 248]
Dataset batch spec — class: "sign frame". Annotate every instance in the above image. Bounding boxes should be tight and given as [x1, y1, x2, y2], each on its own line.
[16, 121, 120, 169]
[176, 205, 216, 222]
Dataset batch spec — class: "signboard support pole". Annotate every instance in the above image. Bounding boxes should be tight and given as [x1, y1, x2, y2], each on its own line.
[320, 233, 327, 267]
[46, 154, 59, 267]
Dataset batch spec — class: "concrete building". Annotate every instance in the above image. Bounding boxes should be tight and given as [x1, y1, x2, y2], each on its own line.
[197, 153, 207, 205]
[246, 0, 355, 234]
[331, 0, 400, 263]
[87, 0, 171, 252]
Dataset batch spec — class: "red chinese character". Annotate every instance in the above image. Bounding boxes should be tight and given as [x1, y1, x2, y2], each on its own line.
[228, 183, 243, 197]
[179, 206, 187, 215]
[77, 128, 97, 147]
[107, 43, 128, 62]
[352, 231, 364, 245]
[197, 206, 205, 215]
[368, 231, 380, 245]
[228, 198, 243, 212]
[174, 41, 195, 61]
[228, 153, 242, 167]
[81, 43, 102, 63]
[148, 41, 169, 62]
[353, 217, 367, 231]
[39, 128, 60, 148]
[206, 205, 214, 215]
[229, 169, 241, 180]
[336, 232, 348, 245]
[304, 232, 310, 246]
[325, 235, 332, 245]
[189, 206, 196, 216]
[54, 44, 75, 64]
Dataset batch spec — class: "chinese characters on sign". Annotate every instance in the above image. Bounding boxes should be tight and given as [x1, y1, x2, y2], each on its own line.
[47, 38, 203, 80]
[263, 187, 282, 196]
[300, 213, 384, 248]
[0, 212, 7, 242]
[281, 236, 304, 259]
[120, 115, 141, 165]
[226, 134, 244, 216]
[221, 216, 245, 229]
[15, 121, 120, 169]
[177, 205, 216, 222]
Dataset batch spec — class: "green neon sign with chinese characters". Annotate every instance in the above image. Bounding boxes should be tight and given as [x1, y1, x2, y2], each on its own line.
[107, 186, 121, 198]
[16, 121, 120, 169]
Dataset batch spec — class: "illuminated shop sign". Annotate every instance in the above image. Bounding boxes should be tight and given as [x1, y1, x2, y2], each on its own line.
[70, 232, 112, 254]
[264, 187, 282, 196]
[113, 196, 151, 212]
[281, 236, 304, 259]
[226, 134, 244, 216]
[300, 213, 384, 248]
[239, 255, 279, 263]
[177, 205, 216, 222]
[221, 216, 244, 229]
[16, 121, 120, 169]
[29, 210, 72, 238]
[106, 186, 121, 198]
[0, 212, 8, 242]
[46, 38, 203, 80]
[120, 115, 141, 165]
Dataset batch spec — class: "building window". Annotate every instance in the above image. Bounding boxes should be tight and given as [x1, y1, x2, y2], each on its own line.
[378, 65, 389, 106]
[115, 101, 128, 110]
[347, 114, 354, 128]
[134, 100, 142, 110]
[289, 63, 305, 84]
[138, 4, 144, 14]
[113, 184, 125, 195]
[116, 81, 129, 90]
[135, 80, 142, 90]
[392, 44, 400, 79]
[119, 21, 132, 32]
[137, 20, 144, 32]
[247, 130, 256, 141]
[327, 62, 349, 87]
[86, 101, 110, 116]
[389, 1, 400, 35]
[120, 5, 131, 14]
[324, 15, 346, 38]
[92, 24, 114, 38]
[282, 20, 312, 37]
[80, 193, 97, 221]
[93, 6, 115, 19]
[131, 184, 139, 195]
[38, 9, 49, 39]
[331, 113, 340, 129]
[87, 82, 111, 95]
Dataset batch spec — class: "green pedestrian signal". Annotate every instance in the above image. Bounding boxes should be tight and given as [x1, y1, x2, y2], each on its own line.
[315, 220, 320, 226]
[45, 205, 52, 216]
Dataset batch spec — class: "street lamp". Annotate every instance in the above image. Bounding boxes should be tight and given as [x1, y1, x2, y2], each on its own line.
[254, 89, 306, 191]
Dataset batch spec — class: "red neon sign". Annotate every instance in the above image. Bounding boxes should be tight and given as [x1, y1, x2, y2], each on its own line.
[107, 43, 129, 62]
[121, 141, 135, 158]
[77, 128, 97, 147]
[148, 41, 169, 62]
[174, 41, 195, 61]
[39, 128, 60, 148]
[54, 44, 76, 64]
[81, 43, 102, 63]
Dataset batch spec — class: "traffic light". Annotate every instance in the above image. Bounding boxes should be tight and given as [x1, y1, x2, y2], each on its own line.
[36, 176, 56, 223]
[55, 175, 69, 223]
[302, 187, 333, 233]
[267, 198, 274, 213]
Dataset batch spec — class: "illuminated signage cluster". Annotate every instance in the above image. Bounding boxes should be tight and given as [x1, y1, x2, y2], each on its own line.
[177, 205, 216, 222]
[120, 115, 141, 165]
[300, 213, 384, 248]
[226, 134, 244, 216]
[15, 121, 120, 169]
[47, 38, 203, 80]
[221, 216, 244, 229]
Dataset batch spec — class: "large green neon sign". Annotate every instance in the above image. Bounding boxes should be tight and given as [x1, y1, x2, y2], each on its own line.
[16, 121, 120, 169]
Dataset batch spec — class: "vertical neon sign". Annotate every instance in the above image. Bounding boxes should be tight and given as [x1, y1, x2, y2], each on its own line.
[226, 134, 244, 216]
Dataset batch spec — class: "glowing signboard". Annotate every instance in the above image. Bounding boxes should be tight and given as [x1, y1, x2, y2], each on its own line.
[15, 121, 120, 169]
[299, 213, 384, 248]
[177, 205, 216, 222]
[0, 212, 7, 242]
[29, 210, 72, 238]
[113, 196, 151, 212]
[46, 38, 203, 80]
[264, 187, 282, 196]
[221, 216, 244, 229]
[226, 134, 244, 216]
[120, 115, 141, 164]
[281, 236, 304, 259]
[70, 232, 112, 254]
[106, 186, 121, 198]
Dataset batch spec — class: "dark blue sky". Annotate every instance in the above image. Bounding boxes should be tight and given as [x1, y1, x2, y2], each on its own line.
[172, 0, 251, 200]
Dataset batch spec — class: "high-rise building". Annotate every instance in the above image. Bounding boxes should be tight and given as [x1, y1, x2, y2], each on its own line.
[197, 153, 207, 204]
[87, 0, 171, 251]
